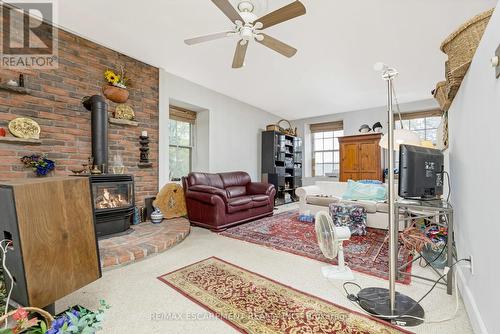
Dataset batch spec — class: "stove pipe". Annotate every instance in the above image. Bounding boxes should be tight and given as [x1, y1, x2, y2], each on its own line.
[83, 95, 108, 173]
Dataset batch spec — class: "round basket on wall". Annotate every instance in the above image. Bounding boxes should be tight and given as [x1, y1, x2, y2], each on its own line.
[102, 85, 129, 104]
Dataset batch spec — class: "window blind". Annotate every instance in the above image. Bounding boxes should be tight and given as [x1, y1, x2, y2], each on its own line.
[309, 120, 343, 133]
[169, 106, 197, 124]
[399, 110, 443, 120]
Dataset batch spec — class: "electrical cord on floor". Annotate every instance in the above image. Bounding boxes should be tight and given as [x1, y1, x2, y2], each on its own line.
[341, 258, 469, 322]
[0, 239, 13, 329]
[443, 171, 451, 203]
[425, 268, 460, 324]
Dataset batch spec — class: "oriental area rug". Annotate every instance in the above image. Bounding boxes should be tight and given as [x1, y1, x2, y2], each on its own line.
[158, 257, 411, 334]
[220, 210, 413, 284]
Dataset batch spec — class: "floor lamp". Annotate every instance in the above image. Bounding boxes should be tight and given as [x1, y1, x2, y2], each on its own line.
[356, 63, 424, 327]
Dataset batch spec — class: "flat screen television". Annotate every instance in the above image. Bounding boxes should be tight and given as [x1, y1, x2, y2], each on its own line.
[398, 144, 444, 199]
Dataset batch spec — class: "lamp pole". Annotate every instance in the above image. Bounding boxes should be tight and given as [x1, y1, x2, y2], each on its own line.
[385, 73, 397, 312]
[356, 65, 424, 326]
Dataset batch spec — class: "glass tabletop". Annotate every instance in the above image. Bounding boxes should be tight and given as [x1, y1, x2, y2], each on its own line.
[396, 198, 453, 211]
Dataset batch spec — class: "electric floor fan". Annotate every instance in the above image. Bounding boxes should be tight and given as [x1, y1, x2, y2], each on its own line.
[314, 211, 354, 280]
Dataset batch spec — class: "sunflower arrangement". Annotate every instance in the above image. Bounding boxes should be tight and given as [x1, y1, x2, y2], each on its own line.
[103, 65, 130, 89]
[104, 70, 120, 85]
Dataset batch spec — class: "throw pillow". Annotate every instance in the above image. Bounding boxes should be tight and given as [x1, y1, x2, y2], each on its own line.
[329, 203, 367, 236]
[342, 180, 387, 201]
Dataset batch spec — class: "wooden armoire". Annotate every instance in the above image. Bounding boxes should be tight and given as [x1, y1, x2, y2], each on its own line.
[338, 133, 383, 182]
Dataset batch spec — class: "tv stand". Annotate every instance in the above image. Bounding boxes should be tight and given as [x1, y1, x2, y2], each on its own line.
[395, 199, 455, 295]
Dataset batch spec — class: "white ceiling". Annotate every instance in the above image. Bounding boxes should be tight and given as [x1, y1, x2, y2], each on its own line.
[53, 0, 497, 119]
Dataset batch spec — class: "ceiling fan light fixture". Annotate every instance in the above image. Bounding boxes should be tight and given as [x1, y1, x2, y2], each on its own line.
[186, 0, 306, 68]
[253, 21, 263, 30]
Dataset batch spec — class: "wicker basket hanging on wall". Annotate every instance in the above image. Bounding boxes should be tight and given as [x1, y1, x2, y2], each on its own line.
[433, 8, 494, 115]
[440, 8, 494, 80]
[266, 119, 297, 136]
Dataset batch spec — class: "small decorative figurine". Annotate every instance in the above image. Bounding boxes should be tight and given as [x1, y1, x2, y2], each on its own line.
[139, 131, 150, 164]
[91, 165, 102, 175]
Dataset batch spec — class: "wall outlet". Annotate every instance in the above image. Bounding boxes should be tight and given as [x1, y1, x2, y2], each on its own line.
[469, 255, 474, 275]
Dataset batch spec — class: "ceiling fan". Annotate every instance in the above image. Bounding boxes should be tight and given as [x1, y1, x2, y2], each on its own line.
[184, 0, 306, 68]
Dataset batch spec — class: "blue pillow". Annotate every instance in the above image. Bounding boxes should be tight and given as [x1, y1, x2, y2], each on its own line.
[342, 180, 387, 201]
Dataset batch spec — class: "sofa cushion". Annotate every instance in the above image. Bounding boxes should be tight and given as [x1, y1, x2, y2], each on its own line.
[251, 195, 269, 202]
[220, 172, 251, 187]
[227, 196, 252, 213]
[187, 172, 224, 189]
[306, 195, 339, 207]
[226, 186, 247, 198]
[251, 195, 269, 208]
[189, 185, 228, 201]
[340, 200, 378, 213]
[376, 202, 389, 213]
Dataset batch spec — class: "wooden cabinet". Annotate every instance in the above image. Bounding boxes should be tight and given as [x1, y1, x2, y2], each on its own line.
[339, 133, 383, 182]
[0, 177, 101, 308]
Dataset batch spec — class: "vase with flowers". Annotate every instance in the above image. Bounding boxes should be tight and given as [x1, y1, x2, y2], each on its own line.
[21, 154, 55, 177]
[102, 66, 130, 103]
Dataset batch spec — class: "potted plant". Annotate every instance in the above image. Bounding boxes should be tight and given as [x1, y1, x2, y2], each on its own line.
[102, 66, 130, 103]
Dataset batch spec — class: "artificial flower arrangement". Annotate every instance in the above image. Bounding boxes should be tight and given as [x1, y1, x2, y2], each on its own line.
[104, 66, 130, 89]
[20, 154, 55, 177]
[0, 301, 110, 334]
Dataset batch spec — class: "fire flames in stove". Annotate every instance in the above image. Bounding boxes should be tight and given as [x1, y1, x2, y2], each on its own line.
[95, 188, 128, 209]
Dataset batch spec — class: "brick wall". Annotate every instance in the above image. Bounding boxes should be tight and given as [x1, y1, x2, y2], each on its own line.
[0, 28, 159, 206]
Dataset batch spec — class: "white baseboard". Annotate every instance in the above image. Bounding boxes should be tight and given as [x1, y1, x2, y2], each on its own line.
[457, 267, 489, 334]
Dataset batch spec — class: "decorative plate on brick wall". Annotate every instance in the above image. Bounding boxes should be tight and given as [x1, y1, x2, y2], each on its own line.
[8, 117, 41, 139]
[114, 104, 135, 120]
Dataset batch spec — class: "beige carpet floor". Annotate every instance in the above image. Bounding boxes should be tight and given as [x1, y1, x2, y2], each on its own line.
[57, 204, 472, 334]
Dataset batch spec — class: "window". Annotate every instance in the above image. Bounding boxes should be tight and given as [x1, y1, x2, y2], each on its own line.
[396, 110, 443, 145]
[310, 121, 344, 176]
[169, 106, 196, 181]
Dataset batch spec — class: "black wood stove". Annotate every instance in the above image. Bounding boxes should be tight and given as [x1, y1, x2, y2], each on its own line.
[83, 95, 134, 237]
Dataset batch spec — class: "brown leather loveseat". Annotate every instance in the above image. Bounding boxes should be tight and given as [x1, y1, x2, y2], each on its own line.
[182, 171, 276, 231]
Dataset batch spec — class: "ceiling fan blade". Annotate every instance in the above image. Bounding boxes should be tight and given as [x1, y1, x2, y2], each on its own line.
[232, 40, 248, 68]
[211, 0, 244, 23]
[256, 34, 297, 57]
[255, 1, 306, 29]
[184, 31, 232, 45]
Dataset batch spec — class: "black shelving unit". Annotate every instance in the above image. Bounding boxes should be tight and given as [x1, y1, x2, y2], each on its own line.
[261, 130, 302, 206]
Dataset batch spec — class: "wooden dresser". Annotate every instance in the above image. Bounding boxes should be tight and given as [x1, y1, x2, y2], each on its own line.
[338, 133, 383, 182]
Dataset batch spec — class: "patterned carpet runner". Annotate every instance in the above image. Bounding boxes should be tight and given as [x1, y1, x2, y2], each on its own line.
[220, 210, 413, 284]
[158, 257, 411, 334]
